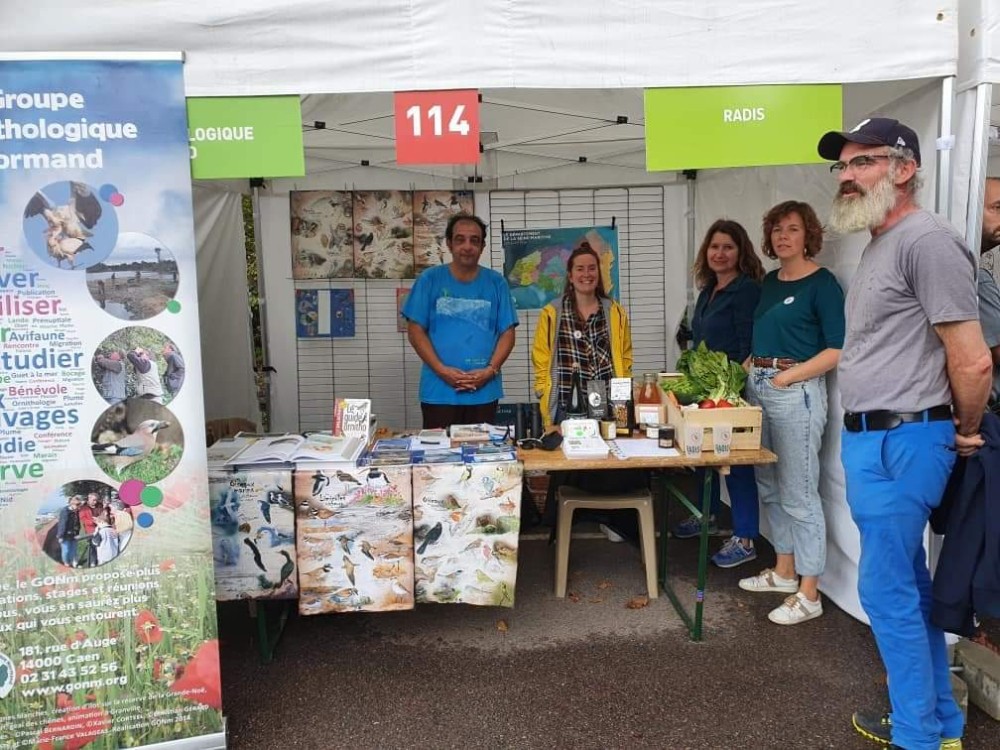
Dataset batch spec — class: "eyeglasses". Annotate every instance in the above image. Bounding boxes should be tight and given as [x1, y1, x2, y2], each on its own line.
[829, 154, 891, 175]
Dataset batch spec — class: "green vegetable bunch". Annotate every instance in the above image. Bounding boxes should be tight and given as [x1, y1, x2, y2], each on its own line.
[661, 342, 747, 404]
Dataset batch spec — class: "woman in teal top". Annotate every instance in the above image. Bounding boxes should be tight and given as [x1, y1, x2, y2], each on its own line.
[737, 200, 845, 627]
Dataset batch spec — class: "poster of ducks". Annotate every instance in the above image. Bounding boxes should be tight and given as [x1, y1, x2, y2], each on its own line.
[290, 190, 355, 279]
[413, 190, 474, 272]
[208, 469, 297, 600]
[412, 462, 523, 608]
[294, 465, 414, 614]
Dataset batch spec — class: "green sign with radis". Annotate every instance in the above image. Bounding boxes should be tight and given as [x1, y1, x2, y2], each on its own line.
[187, 95, 304, 179]
[644, 84, 842, 171]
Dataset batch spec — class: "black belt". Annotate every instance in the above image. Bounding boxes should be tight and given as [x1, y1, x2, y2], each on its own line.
[843, 405, 952, 432]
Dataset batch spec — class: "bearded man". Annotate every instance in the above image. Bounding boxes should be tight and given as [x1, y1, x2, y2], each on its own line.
[819, 118, 992, 750]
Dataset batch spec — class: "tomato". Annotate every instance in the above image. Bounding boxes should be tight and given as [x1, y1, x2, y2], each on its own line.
[716, 399, 734, 408]
[699, 399, 716, 409]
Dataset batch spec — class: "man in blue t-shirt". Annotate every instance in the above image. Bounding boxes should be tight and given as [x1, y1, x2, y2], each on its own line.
[403, 213, 518, 429]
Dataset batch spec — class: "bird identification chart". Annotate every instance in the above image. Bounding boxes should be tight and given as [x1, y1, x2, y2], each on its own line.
[0, 58, 223, 748]
[412, 462, 523, 608]
[208, 469, 296, 601]
[293, 465, 414, 614]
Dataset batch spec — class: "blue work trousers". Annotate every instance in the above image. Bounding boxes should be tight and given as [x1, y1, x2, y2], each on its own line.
[841, 420, 963, 750]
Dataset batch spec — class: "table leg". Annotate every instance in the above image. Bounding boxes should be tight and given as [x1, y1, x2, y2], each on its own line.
[657, 469, 713, 641]
[250, 598, 292, 664]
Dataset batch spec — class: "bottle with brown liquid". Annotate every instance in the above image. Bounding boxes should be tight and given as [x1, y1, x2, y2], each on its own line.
[636, 372, 661, 426]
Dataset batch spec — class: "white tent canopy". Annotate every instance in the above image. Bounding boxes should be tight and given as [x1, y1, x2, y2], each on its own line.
[8, 0, 957, 95]
[8, 2, 966, 623]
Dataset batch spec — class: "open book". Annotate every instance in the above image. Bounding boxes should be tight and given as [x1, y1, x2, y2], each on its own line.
[225, 432, 365, 466]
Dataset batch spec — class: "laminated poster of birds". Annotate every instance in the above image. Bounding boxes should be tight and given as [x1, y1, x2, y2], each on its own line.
[208, 469, 297, 600]
[289, 189, 474, 280]
[0, 58, 223, 750]
[413, 462, 523, 608]
[294, 465, 415, 614]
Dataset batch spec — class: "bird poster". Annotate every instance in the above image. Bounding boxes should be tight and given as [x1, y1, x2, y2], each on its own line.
[329, 288, 356, 337]
[0, 58, 224, 749]
[412, 190, 475, 273]
[502, 225, 620, 309]
[353, 190, 414, 279]
[208, 469, 297, 601]
[290, 190, 355, 279]
[294, 465, 414, 614]
[396, 287, 411, 332]
[412, 462, 523, 607]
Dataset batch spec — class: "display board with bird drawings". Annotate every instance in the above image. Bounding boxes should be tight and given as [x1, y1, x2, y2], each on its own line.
[294, 465, 414, 614]
[352, 190, 414, 279]
[412, 461, 523, 607]
[290, 190, 355, 279]
[413, 190, 474, 272]
[208, 469, 297, 601]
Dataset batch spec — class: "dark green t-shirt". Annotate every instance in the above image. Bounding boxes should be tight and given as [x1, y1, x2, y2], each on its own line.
[751, 267, 845, 361]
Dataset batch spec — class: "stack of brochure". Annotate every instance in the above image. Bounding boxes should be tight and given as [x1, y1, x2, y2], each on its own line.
[561, 435, 610, 460]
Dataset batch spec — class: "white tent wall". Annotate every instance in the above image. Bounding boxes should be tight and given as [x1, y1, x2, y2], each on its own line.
[694, 79, 947, 621]
[192, 185, 261, 427]
[7, 1, 958, 95]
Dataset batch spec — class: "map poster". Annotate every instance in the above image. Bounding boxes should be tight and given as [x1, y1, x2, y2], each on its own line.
[501, 226, 619, 310]
[0, 57, 223, 749]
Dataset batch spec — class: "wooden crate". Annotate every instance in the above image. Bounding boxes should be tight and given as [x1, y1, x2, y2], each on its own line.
[661, 386, 762, 452]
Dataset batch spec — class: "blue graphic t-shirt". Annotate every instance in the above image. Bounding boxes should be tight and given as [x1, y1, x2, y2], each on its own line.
[403, 264, 518, 405]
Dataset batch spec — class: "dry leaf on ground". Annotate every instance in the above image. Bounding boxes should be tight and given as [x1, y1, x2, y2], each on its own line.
[568, 591, 581, 603]
[626, 595, 649, 609]
[496, 619, 509, 633]
[597, 580, 613, 590]
[588, 597, 604, 604]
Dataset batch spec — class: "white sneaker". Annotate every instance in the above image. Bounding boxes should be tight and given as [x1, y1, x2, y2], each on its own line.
[599, 523, 625, 543]
[737, 568, 798, 593]
[768, 592, 823, 625]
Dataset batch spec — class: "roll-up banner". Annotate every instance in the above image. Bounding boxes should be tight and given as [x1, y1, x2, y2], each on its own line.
[0, 55, 224, 749]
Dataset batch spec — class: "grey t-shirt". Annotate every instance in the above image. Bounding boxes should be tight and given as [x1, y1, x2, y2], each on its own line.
[978, 264, 1000, 400]
[839, 210, 978, 413]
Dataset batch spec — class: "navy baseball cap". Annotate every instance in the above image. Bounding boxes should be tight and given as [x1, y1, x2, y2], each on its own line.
[817, 117, 921, 166]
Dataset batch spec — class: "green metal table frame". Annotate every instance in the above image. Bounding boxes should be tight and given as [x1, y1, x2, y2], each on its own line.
[248, 599, 293, 663]
[656, 468, 716, 641]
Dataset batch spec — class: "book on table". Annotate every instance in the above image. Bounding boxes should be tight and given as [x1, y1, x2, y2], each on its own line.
[207, 435, 260, 467]
[333, 398, 372, 439]
[225, 432, 365, 466]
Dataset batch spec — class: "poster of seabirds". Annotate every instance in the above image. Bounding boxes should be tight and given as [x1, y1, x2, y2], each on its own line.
[209, 469, 297, 600]
[413, 462, 523, 607]
[290, 190, 354, 279]
[294, 465, 414, 614]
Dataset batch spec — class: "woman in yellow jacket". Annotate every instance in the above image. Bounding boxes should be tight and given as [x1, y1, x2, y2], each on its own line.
[532, 243, 633, 430]
[532, 243, 642, 541]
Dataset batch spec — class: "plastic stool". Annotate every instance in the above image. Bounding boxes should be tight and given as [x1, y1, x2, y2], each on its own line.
[554, 485, 658, 599]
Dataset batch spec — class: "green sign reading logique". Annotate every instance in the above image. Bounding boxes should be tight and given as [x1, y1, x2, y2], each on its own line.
[187, 95, 305, 179]
[644, 84, 842, 171]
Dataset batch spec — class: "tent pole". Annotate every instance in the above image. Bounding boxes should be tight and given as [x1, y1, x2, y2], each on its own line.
[935, 76, 955, 219]
[685, 171, 697, 319]
[963, 83, 993, 251]
[250, 184, 273, 428]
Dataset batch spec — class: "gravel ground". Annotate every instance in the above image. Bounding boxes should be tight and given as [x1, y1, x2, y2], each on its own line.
[216, 531, 997, 749]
